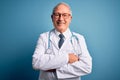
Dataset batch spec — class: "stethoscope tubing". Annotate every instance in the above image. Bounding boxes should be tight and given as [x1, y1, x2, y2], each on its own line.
[47, 29, 82, 56]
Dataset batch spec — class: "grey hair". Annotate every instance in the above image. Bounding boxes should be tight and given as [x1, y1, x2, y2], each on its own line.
[52, 2, 72, 16]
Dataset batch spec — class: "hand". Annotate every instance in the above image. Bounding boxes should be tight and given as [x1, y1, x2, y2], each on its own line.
[68, 54, 79, 64]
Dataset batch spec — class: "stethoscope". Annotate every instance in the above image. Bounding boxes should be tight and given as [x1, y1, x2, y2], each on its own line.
[47, 29, 82, 56]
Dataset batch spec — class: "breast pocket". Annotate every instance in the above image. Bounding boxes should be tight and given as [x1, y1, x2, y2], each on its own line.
[71, 39, 82, 56]
[62, 44, 76, 55]
[75, 43, 82, 56]
[45, 48, 58, 55]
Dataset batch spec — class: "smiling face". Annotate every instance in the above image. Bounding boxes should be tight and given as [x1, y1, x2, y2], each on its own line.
[51, 4, 72, 33]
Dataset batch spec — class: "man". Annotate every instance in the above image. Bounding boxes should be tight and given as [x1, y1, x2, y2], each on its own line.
[32, 2, 92, 80]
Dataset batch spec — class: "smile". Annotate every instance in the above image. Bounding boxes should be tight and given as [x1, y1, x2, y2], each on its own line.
[57, 21, 65, 25]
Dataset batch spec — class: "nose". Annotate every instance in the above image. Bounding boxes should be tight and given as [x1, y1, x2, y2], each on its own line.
[58, 14, 64, 20]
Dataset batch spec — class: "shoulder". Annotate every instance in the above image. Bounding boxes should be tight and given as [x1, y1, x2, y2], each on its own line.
[36, 31, 49, 44]
[72, 32, 87, 44]
[38, 29, 55, 39]
[39, 31, 49, 38]
[72, 32, 84, 39]
[35, 32, 49, 44]
[40, 28, 55, 36]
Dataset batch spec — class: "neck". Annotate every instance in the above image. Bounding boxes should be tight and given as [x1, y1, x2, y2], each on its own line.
[56, 28, 68, 33]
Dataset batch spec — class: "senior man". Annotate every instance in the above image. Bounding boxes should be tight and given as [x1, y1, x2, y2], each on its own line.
[32, 2, 92, 80]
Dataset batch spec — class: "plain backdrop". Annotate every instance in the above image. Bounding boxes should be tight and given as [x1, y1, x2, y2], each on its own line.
[0, 0, 120, 80]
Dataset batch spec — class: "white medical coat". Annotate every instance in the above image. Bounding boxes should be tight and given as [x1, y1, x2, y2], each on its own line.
[32, 28, 92, 80]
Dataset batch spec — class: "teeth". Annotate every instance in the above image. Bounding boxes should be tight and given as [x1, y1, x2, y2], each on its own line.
[57, 22, 64, 24]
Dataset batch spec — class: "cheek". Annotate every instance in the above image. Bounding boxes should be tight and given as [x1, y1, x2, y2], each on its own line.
[52, 19, 57, 24]
[52, 21, 57, 26]
[66, 20, 71, 25]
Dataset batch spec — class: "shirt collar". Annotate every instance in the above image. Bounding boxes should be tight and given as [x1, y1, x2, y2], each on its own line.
[54, 28, 72, 39]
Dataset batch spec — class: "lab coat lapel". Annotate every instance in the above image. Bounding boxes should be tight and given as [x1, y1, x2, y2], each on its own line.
[60, 37, 70, 50]
[50, 33, 59, 50]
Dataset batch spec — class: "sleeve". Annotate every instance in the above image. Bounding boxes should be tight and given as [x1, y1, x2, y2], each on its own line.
[32, 34, 69, 71]
[56, 35, 92, 78]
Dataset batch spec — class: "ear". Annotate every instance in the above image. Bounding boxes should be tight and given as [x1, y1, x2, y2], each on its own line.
[70, 16, 72, 21]
[51, 15, 53, 19]
[69, 16, 72, 23]
[51, 15, 54, 21]
[70, 16, 72, 19]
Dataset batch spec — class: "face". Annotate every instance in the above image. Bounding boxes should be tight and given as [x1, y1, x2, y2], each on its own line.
[51, 4, 72, 33]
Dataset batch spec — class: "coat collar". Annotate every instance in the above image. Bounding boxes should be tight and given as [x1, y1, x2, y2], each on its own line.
[49, 28, 72, 50]
[54, 28, 72, 40]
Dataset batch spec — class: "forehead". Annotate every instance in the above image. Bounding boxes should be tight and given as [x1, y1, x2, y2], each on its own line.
[54, 4, 70, 13]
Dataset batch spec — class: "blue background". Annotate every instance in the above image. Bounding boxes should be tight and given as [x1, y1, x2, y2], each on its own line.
[0, 0, 120, 80]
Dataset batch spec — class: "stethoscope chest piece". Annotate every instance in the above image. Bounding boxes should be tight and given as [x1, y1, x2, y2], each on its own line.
[46, 49, 52, 54]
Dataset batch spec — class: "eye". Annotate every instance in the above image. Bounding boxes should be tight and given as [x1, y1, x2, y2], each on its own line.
[53, 13, 59, 16]
[52, 13, 71, 19]
[63, 14, 68, 17]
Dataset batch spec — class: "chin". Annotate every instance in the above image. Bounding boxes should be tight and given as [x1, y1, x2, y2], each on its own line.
[57, 28, 67, 33]
[55, 25, 67, 32]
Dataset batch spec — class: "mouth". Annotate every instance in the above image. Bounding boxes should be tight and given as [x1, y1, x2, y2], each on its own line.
[57, 21, 65, 25]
